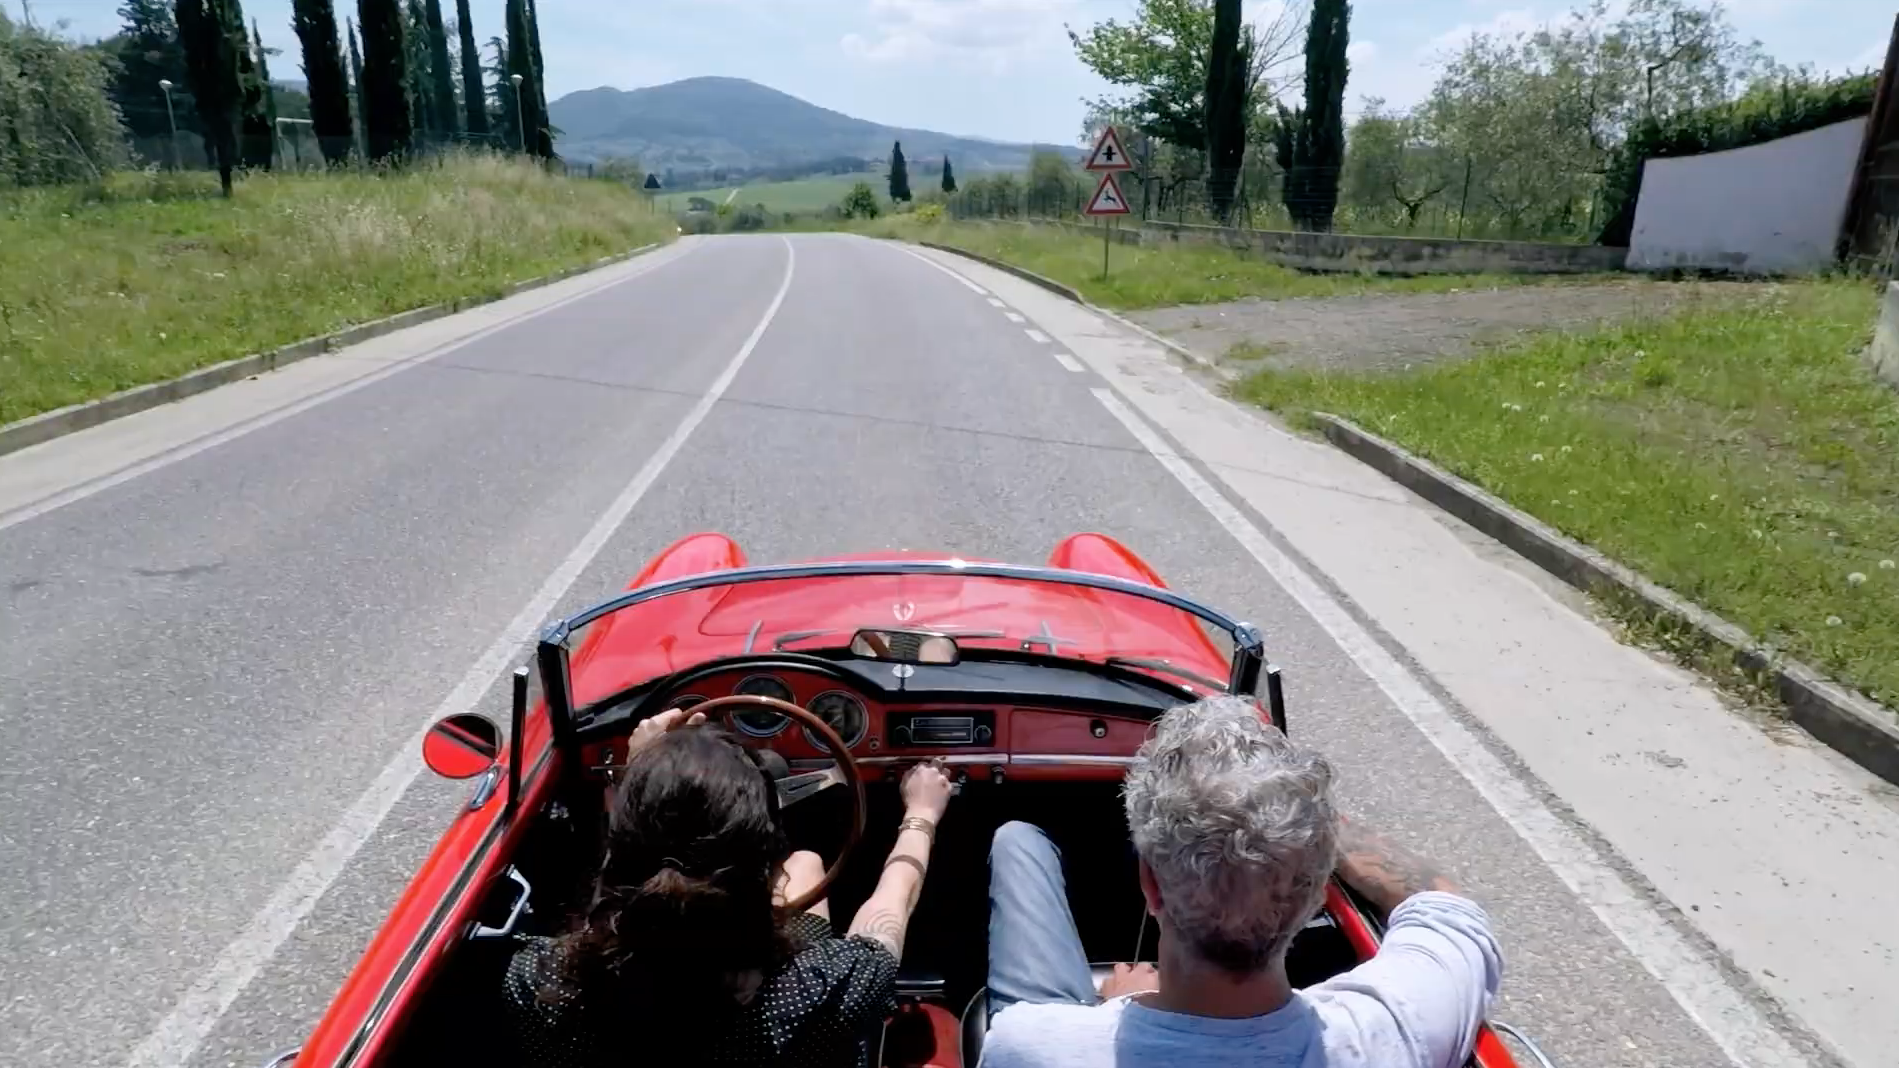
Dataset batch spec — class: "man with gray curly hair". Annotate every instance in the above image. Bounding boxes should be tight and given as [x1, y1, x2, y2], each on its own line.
[979, 695, 1502, 1068]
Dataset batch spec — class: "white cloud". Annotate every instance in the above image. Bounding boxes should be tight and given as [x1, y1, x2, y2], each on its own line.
[840, 0, 1078, 69]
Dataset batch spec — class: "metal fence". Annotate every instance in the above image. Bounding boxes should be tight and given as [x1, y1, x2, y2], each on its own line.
[110, 100, 530, 175]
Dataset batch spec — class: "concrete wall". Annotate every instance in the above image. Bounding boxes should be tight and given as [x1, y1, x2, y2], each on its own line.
[1628, 117, 1867, 274]
[1868, 281, 1899, 388]
[1030, 219, 1626, 275]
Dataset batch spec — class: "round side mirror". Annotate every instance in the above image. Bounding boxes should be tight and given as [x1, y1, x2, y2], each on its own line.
[423, 713, 502, 779]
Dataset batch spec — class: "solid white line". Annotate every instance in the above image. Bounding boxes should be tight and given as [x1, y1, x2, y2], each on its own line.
[892, 242, 988, 295]
[1024, 328, 1051, 344]
[123, 237, 798, 1068]
[1053, 352, 1085, 373]
[986, 297, 1007, 308]
[1004, 311, 1026, 324]
[0, 246, 692, 534]
[1087, 386, 1808, 1068]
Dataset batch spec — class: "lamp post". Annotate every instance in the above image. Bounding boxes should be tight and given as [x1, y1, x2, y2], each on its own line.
[158, 78, 178, 170]
[509, 73, 526, 155]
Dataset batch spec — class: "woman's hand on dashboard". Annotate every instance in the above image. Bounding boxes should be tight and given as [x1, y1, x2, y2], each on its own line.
[627, 706, 708, 759]
[898, 760, 954, 823]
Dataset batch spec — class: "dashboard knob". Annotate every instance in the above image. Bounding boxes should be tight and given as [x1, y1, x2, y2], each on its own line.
[893, 724, 912, 747]
[1089, 719, 1108, 739]
[974, 725, 993, 745]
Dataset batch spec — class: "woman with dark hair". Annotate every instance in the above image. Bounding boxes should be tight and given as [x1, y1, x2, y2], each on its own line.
[500, 708, 953, 1067]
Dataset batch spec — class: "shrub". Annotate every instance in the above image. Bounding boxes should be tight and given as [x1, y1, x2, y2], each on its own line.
[839, 180, 880, 219]
[913, 201, 944, 222]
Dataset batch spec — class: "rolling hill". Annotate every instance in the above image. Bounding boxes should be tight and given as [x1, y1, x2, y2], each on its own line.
[549, 76, 1075, 174]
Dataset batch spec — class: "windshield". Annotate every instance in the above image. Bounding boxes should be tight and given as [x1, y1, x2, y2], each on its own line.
[555, 563, 1246, 712]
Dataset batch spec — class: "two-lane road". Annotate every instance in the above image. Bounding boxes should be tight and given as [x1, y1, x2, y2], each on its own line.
[0, 234, 1876, 1068]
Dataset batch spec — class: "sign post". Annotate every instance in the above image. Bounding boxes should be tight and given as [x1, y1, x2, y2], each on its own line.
[1083, 126, 1135, 279]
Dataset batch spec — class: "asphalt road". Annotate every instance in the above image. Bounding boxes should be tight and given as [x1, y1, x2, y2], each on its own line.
[0, 234, 1867, 1068]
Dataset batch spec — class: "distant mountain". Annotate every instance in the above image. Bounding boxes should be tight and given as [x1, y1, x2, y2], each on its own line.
[549, 76, 1076, 173]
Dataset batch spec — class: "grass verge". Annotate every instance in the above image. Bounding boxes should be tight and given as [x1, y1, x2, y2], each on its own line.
[1234, 278, 1899, 713]
[0, 154, 674, 426]
[842, 216, 1577, 310]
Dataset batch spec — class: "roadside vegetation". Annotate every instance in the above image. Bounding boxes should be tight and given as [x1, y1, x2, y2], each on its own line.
[0, 154, 671, 424]
[1235, 279, 1899, 712]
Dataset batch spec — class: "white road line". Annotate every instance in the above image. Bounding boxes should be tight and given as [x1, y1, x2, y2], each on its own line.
[1088, 386, 1809, 1068]
[1053, 352, 1085, 373]
[122, 237, 798, 1068]
[986, 297, 1007, 308]
[1004, 312, 1026, 324]
[892, 242, 988, 295]
[1024, 328, 1051, 344]
[0, 246, 693, 534]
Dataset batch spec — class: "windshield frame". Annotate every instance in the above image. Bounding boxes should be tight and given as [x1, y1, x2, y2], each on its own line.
[534, 559, 1271, 745]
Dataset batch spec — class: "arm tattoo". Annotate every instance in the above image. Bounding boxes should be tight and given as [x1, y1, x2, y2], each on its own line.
[855, 906, 908, 959]
[1336, 820, 1459, 918]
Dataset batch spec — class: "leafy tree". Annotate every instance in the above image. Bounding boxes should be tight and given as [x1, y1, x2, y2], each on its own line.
[483, 34, 511, 142]
[357, 0, 412, 162]
[1027, 148, 1074, 214]
[1341, 101, 1447, 229]
[292, 0, 351, 163]
[240, 18, 276, 170]
[940, 155, 955, 193]
[1202, 0, 1250, 221]
[454, 0, 486, 136]
[840, 180, 880, 219]
[887, 140, 910, 202]
[108, 0, 195, 146]
[346, 16, 365, 153]
[0, 11, 127, 186]
[1282, 0, 1349, 229]
[422, 0, 456, 135]
[176, 0, 245, 193]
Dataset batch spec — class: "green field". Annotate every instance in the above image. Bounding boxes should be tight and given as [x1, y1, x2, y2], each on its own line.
[659, 172, 876, 214]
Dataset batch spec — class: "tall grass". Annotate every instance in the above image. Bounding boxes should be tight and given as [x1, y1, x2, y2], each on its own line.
[0, 153, 674, 425]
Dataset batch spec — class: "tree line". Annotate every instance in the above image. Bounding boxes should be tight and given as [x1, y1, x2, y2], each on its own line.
[2, 0, 559, 196]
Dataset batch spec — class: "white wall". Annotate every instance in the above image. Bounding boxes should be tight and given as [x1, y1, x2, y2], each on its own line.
[1628, 117, 1868, 273]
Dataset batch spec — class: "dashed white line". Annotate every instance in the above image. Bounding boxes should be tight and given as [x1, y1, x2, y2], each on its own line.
[1005, 312, 1026, 324]
[1024, 328, 1051, 344]
[986, 297, 1007, 308]
[893, 243, 987, 295]
[1053, 352, 1085, 373]
[122, 237, 801, 1068]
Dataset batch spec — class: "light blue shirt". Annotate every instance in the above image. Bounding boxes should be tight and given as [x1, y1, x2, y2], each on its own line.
[980, 893, 1502, 1068]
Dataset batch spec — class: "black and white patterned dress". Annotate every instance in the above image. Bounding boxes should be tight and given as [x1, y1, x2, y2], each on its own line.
[500, 912, 899, 1068]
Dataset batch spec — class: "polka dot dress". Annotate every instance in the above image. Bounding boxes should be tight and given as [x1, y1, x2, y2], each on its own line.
[500, 912, 899, 1068]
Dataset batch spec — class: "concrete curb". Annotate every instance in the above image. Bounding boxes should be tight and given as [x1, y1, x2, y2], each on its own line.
[1314, 413, 1899, 788]
[0, 242, 664, 459]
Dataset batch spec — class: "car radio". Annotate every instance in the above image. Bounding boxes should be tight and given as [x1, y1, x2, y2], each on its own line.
[890, 710, 995, 747]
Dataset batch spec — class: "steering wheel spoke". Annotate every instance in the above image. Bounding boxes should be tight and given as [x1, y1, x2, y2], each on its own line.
[775, 763, 847, 808]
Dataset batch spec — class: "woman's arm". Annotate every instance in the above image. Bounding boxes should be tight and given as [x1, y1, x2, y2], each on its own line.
[847, 760, 953, 959]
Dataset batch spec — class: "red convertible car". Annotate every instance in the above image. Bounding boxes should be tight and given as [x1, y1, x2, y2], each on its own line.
[266, 532, 1554, 1068]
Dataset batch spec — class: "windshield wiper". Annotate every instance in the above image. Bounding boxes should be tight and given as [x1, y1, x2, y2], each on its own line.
[1104, 656, 1226, 692]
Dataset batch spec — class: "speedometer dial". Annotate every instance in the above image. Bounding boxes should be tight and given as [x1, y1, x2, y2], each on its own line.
[731, 675, 792, 737]
[803, 690, 868, 749]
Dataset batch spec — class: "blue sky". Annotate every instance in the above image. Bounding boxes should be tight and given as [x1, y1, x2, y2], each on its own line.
[40, 0, 1896, 145]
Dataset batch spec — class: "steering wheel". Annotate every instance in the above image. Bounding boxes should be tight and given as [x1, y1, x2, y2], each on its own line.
[690, 693, 866, 914]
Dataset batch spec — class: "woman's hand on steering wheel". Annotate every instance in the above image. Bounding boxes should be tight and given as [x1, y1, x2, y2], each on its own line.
[628, 706, 707, 759]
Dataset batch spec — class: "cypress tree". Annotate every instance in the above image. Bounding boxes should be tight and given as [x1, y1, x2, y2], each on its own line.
[1287, 0, 1350, 230]
[347, 17, 366, 154]
[887, 141, 910, 202]
[112, 0, 197, 146]
[403, 0, 431, 145]
[525, 0, 547, 151]
[240, 18, 276, 170]
[357, 0, 412, 162]
[1203, 0, 1250, 222]
[454, 0, 487, 137]
[940, 155, 956, 194]
[292, 0, 351, 164]
[502, 0, 535, 153]
[176, 0, 244, 194]
[423, 0, 457, 135]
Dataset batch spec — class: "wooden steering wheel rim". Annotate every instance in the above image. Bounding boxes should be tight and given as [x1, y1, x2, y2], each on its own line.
[689, 693, 866, 914]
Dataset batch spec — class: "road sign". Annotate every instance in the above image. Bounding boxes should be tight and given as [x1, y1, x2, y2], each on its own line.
[1084, 125, 1134, 172]
[1084, 173, 1132, 216]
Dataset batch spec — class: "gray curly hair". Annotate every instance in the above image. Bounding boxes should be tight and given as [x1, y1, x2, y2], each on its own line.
[1123, 695, 1339, 974]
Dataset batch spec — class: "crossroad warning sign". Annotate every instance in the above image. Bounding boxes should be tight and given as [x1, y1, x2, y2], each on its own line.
[1084, 173, 1131, 216]
[1084, 125, 1133, 172]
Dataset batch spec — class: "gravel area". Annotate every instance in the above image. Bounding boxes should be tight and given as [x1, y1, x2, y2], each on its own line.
[1127, 279, 1749, 373]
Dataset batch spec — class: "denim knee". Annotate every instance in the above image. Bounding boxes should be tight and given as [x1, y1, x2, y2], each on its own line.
[991, 820, 1058, 866]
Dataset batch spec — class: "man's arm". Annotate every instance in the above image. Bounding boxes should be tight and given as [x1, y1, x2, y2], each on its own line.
[1335, 817, 1460, 920]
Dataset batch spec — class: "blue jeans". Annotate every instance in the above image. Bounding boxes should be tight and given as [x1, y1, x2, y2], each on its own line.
[987, 821, 1098, 1021]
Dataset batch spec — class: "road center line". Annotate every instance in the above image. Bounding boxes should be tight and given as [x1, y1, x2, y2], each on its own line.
[1087, 385, 1809, 1068]
[122, 236, 798, 1068]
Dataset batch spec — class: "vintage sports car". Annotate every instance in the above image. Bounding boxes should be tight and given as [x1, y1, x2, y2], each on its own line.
[265, 532, 1555, 1068]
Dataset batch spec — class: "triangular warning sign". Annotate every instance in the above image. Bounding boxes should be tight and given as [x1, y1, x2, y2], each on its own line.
[1084, 173, 1131, 216]
[1085, 125, 1134, 172]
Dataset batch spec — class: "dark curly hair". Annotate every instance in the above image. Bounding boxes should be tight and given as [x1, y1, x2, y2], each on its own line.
[548, 726, 796, 1050]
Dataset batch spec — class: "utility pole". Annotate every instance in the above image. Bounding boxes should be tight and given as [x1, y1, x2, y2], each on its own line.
[510, 73, 525, 153]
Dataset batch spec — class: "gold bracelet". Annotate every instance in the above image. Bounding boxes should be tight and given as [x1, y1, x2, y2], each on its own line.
[884, 853, 928, 877]
[897, 815, 937, 840]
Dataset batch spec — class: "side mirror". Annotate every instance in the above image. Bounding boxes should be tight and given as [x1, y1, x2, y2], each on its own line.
[423, 713, 502, 779]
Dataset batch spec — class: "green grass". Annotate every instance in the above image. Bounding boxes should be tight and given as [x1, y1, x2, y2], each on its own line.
[0, 154, 675, 426]
[661, 173, 875, 215]
[1234, 278, 1899, 713]
[839, 217, 1566, 310]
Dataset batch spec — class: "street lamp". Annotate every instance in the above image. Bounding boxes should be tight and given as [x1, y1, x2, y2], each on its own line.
[158, 78, 178, 170]
[509, 73, 526, 155]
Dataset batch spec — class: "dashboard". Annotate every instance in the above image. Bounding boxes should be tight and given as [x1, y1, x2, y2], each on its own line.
[583, 662, 1171, 782]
